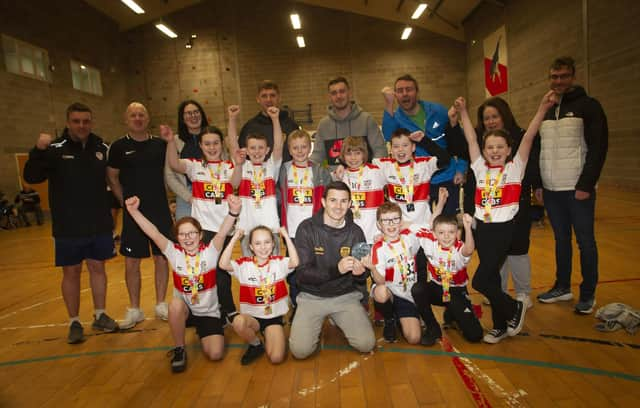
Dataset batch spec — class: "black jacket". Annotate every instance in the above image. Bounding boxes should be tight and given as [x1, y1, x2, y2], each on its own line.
[295, 208, 367, 297]
[238, 110, 299, 162]
[23, 130, 112, 238]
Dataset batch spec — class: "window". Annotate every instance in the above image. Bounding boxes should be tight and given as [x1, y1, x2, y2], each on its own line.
[70, 60, 103, 96]
[2, 34, 50, 81]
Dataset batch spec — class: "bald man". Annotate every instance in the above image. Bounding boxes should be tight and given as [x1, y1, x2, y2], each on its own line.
[107, 102, 172, 329]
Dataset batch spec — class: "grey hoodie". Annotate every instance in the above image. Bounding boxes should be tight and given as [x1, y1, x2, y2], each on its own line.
[311, 102, 388, 169]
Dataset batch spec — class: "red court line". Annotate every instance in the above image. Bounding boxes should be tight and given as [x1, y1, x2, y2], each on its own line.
[441, 336, 493, 408]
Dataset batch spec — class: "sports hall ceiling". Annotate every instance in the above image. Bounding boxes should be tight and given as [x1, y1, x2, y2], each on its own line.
[84, 0, 493, 42]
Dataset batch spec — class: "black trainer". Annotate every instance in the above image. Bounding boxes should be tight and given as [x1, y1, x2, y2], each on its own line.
[421, 325, 442, 346]
[67, 321, 84, 344]
[382, 317, 397, 343]
[241, 342, 265, 365]
[442, 308, 457, 330]
[169, 346, 187, 373]
[507, 300, 526, 336]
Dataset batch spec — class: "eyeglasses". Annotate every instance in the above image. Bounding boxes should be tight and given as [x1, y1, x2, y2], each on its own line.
[184, 110, 201, 117]
[549, 73, 573, 80]
[379, 217, 402, 226]
[178, 231, 199, 239]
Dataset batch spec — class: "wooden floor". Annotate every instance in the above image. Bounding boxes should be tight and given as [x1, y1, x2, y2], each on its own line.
[1, 186, 639, 407]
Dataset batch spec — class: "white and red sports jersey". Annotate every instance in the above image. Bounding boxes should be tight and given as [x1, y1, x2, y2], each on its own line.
[184, 158, 234, 232]
[415, 229, 471, 287]
[371, 228, 421, 303]
[373, 157, 439, 224]
[340, 163, 385, 243]
[284, 163, 315, 238]
[471, 155, 524, 223]
[163, 241, 220, 317]
[237, 157, 282, 232]
[230, 255, 292, 318]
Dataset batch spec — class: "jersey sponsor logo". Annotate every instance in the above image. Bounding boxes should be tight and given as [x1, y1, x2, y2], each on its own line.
[290, 188, 313, 204]
[254, 286, 276, 304]
[480, 188, 503, 206]
[314, 246, 325, 255]
[180, 275, 204, 293]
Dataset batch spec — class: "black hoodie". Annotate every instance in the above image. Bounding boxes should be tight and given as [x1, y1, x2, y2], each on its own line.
[238, 110, 299, 162]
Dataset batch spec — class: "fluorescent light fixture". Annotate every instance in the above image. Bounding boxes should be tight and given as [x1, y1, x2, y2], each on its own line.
[185, 43, 192, 49]
[290, 13, 301, 30]
[155, 23, 178, 39]
[121, 0, 145, 14]
[80, 65, 87, 70]
[401, 27, 412, 40]
[296, 35, 306, 48]
[191, 34, 197, 39]
[411, 3, 428, 20]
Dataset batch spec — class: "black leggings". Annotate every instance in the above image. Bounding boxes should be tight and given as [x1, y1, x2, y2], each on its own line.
[203, 231, 237, 317]
[472, 219, 517, 330]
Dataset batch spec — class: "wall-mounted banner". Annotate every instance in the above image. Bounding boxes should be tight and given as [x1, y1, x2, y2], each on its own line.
[484, 26, 508, 97]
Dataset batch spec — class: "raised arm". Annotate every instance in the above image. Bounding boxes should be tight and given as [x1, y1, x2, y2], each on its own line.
[460, 213, 475, 257]
[125, 196, 169, 250]
[219, 228, 243, 272]
[279, 227, 299, 269]
[227, 105, 241, 155]
[409, 131, 451, 170]
[516, 91, 557, 164]
[160, 125, 187, 174]
[455, 97, 481, 163]
[429, 187, 449, 226]
[212, 194, 241, 252]
[267, 106, 283, 162]
[23, 133, 54, 184]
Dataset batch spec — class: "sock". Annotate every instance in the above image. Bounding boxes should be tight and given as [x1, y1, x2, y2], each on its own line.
[69, 316, 80, 325]
[94, 309, 105, 319]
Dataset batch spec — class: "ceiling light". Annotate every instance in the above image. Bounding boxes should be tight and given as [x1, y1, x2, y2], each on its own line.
[296, 35, 306, 48]
[121, 0, 145, 14]
[401, 27, 412, 40]
[80, 65, 87, 70]
[185, 43, 192, 49]
[411, 3, 428, 20]
[191, 34, 197, 39]
[290, 14, 301, 30]
[155, 23, 178, 39]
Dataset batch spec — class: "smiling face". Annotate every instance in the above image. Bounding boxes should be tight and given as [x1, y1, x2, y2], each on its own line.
[125, 103, 150, 135]
[177, 221, 202, 254]
[482, 134, 512, 166]
[377, 209, 403, 240]
[391, 134, 415, 163]
[343, 148, 365, 169]
[481, 106, 504, 132]
[322, 188, 351, 226]
[434, 221, 458, 248]
[256, 88, 280, 114]
[199, 132, 223, 161]
[182, 103, 202, 133]
[328, 81, 351, 111]
[288, 136, 311, 165]
[246, 136, 270, 164]
[249, 228, 274, 262]
[549, 66, 575, 96]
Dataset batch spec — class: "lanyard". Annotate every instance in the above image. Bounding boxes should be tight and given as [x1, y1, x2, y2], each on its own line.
[483, 166, 504, 222]
[185, 252, 201, 304]
[386, 237, 411, 291]
[207, 161, 223, 197]
[252, 164, 265, 205]
[254, 257, 274, 315]
[394, 161, 415, 204]
[437, 245, 453, 302]
[292, 164, 310, 204]
[348, 166, 364, 218]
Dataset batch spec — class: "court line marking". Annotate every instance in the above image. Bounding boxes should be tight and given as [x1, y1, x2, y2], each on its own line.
[440, 336, 493, 407]
[0, 342, 639, 384]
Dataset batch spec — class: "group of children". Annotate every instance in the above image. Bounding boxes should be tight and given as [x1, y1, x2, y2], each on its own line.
[125, 90, 557, 372]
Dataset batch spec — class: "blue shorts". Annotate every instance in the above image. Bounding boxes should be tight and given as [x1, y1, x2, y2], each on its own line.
[54, 233, 115, 267]
[392, 295, 420, 319]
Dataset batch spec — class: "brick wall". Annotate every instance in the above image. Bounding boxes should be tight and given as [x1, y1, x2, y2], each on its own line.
[0, 0, 128, 193]
[463, 0, 640, 189]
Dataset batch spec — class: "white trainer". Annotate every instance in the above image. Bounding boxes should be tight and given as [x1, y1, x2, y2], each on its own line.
[120, 308, 145, 329]
[516, 293, 533, 310]
[155, 302, 169, 321]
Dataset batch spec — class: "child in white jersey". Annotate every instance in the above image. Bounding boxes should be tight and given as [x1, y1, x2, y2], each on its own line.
[228, 105, 284, 256]
[367, 189, 447, 344]
[124, 194, 242, 373]
[278, 130, 331, 310]
[161, 124, 239, 324]
[219, 225, 299, 365]
[412, 213, 482, 346]
[455, 91, 556, 344]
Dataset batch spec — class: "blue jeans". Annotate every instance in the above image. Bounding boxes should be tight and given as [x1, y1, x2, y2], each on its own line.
[175, 196, 192, 220]
[543, 189, 598, 300]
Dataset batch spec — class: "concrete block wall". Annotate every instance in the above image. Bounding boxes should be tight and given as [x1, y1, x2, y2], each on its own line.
[123, 0, 466, 138]
[0, 0, 128, 193]
[463, 0, 640, 189]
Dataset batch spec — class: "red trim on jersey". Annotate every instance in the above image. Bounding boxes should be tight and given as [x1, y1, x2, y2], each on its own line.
[239, 280, 289, 305]
[474, 183, 522, 207]
[191, 181, 233, 200]
[238, 178, 277, 198]
[172, 268, 217, 293]
[386, 182, 430, 202]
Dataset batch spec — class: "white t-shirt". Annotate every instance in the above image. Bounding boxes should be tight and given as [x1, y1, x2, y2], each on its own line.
[229, 255, 292, 318]
[184, 158, 234, 232]
[163, 241, 220, 317]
